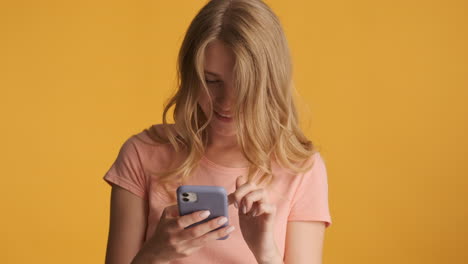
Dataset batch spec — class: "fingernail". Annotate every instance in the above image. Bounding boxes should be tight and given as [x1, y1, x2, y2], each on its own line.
[242, 205, 247, 214]
[252, 208, 258, 217]
[226, 226, 235, 233]
[218, 217, 228, 225]
[234, 201, 238, 208]
[199, 210, 210, 218]
[248, 208, 254, 217]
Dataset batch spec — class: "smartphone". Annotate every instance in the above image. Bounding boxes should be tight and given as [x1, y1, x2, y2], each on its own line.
[176, 185, 230, 240]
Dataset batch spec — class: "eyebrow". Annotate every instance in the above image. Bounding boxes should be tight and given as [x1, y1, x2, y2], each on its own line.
[204, 71, 221, 77]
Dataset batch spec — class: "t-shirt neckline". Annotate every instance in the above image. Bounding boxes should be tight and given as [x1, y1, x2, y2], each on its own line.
[200, 154, 249, 172]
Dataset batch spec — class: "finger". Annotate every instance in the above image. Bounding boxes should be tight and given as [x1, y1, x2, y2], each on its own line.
[233, 183, 258, 212]
[236, 175, 248, 189]
[161, 204, 179, 220]
[177, 215, 229, 241]
[253, 203, 276, 217]
[187, 224, 236, 247]
[169, 210, 212, 230]
[240, 189, 266, 214]
[227, 175, 249, 209]
[247, 201, 260, 217]
[227, 193, 238, 208]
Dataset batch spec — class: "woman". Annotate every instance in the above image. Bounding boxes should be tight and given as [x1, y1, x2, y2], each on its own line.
[103, 0, 332, 263]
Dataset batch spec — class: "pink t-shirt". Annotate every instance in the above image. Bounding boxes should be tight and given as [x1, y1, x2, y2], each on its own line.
[103, 124, 332, 263]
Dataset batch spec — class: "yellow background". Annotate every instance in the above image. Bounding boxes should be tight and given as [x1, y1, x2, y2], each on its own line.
[1, 0, 467, 263]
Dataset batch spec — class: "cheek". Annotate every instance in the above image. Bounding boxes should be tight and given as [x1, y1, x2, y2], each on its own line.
[198, 91, 212, 115]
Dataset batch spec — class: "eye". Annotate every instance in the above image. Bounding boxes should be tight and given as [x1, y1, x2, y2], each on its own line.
[205, 79, 220, 84]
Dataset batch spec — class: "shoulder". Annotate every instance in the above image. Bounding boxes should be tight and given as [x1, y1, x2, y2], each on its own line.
[272, 151, 325, 176]
[114, 124, 178, 164]
[128, 123, 181, 169]
[132, 123, 176, 146]
[269, 151, 326, 187]
[299, 151, 327, 180]
[305, 151, 326, 170]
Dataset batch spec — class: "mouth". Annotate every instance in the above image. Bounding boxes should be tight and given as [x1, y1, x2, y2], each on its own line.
[214, 110, 233, 122]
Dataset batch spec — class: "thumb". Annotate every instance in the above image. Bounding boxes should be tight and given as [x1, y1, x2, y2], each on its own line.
[161, 204, 179, 220]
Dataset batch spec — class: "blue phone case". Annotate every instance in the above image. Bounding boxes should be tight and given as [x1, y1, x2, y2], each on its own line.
[176, 185, 230, 240]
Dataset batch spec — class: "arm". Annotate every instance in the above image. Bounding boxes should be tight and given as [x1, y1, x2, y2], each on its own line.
[104, 183, 149, 264]
[284, 221, 326, 264]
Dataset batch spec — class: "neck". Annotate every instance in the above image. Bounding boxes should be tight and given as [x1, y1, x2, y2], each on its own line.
[204, 129, 250, 168]
[206, 133, 238, 149]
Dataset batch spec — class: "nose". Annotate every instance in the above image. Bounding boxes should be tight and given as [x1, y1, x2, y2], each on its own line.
[216, 95, 232, 110]
[215, 85, 235, 111]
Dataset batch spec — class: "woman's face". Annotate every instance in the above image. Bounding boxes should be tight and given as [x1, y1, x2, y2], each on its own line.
[198, 39, 237, 137]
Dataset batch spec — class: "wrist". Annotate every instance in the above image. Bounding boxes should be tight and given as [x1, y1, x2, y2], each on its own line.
[131, 247, 168, 264]
[253, 245, 282, 264]
[255, 251, 282, 264]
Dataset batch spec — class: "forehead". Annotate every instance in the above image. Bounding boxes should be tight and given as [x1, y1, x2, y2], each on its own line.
[203, 40, 235, 79]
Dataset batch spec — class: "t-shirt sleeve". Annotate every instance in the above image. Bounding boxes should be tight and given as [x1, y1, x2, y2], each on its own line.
[288, 152, 332, 228]
[102, 135, 148, 200]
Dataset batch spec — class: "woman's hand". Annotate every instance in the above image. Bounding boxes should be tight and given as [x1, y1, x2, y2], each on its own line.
[229, 175, 282, 264]
[133, 204, 235, 264]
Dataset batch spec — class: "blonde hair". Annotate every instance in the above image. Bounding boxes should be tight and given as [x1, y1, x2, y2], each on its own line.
[148, 0, 317, 202]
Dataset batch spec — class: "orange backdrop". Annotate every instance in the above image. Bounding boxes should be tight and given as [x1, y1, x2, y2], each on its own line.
[1, 0, 467, 263]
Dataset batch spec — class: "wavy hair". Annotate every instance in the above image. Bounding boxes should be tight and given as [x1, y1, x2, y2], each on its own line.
[147, 0, 318, 202]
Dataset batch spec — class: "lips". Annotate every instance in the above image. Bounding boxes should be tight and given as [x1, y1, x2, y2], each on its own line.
[214, 110, 232, 118]
[213, 110, 233, 122]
